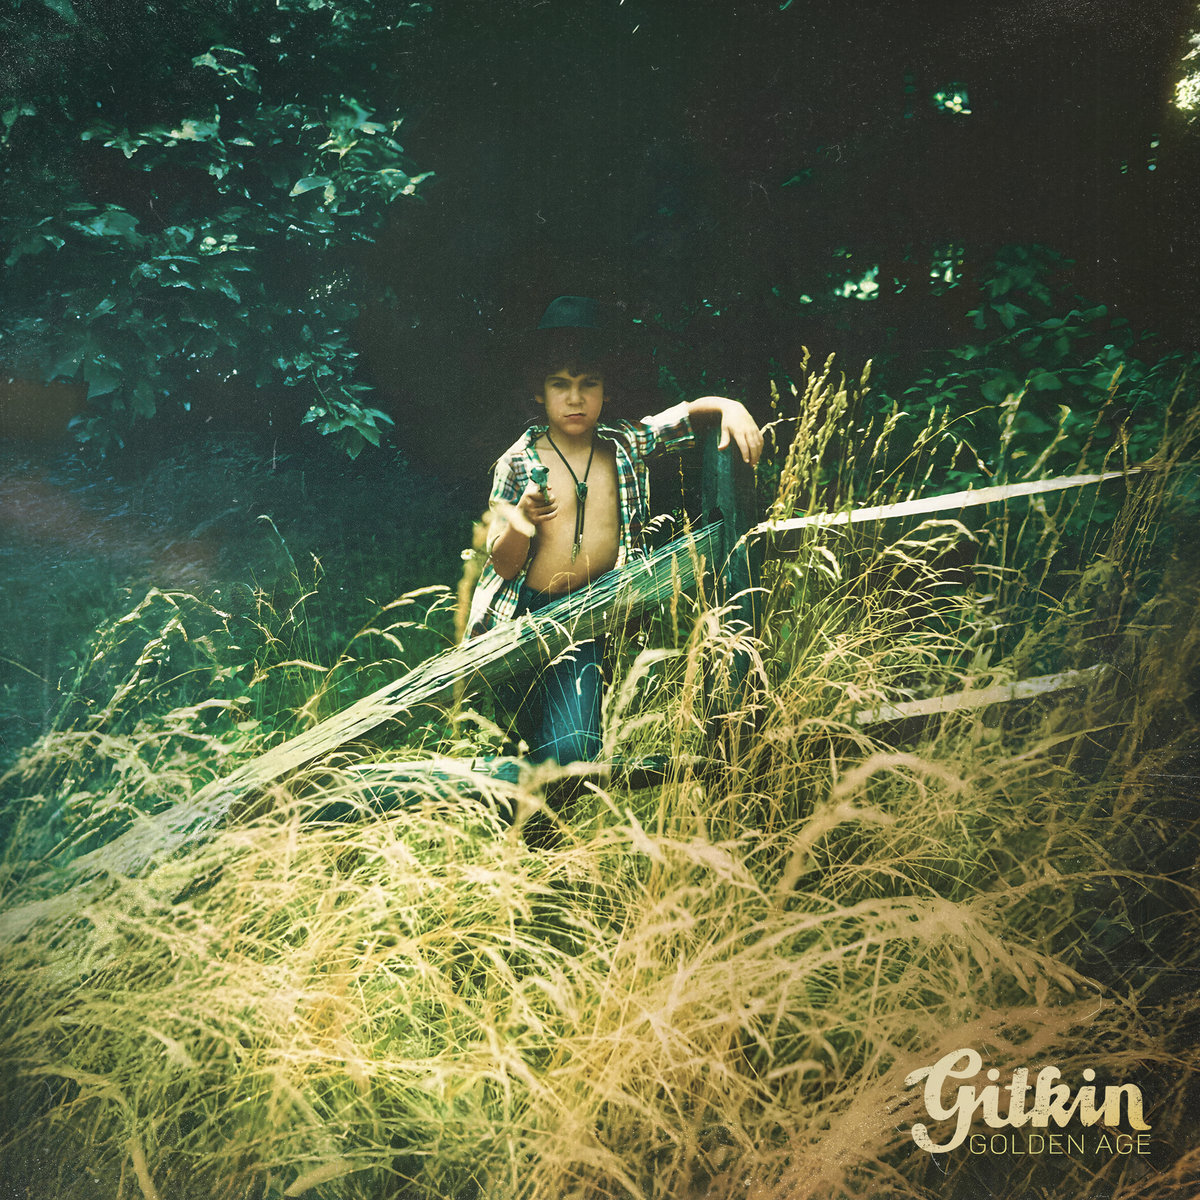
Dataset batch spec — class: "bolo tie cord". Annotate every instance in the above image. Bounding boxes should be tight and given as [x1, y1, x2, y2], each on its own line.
[544, 433, 595, 561]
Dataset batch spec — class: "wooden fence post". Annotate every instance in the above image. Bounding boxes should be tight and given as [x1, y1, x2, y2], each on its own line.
[701, 429, 762, 619]
[700, 431, 762, 747]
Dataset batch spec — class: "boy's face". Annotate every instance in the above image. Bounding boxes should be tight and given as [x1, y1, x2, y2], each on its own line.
[536, 368, 606, 439]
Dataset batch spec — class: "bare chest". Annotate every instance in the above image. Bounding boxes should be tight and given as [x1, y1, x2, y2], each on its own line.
[526, 438, 621, 591]
[542, 440, 617, 519]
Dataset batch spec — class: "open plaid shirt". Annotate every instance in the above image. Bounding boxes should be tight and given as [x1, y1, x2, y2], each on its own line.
[466, 401, 695, 638]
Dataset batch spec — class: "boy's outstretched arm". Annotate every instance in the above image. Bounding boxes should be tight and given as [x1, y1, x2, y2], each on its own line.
[687, 396, 764, 467]
[488, 481, 557, 580]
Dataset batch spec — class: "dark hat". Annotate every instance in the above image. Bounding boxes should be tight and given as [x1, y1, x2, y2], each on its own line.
[519, 295, 621, 394]
[514, 294, 656, 410]
[537, 295, 601, 331]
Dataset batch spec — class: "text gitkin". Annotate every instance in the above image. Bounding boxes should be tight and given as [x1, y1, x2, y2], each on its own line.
[904, 1047, 1150, 1154]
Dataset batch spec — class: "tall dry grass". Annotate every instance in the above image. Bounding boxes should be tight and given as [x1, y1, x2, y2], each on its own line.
[1, 361, 1198, 1200]
[0, 548, 460, 885]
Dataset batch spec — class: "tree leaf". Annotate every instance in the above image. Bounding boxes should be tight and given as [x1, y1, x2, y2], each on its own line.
[41, 0, 78, 23]
[131, 379, 157, 418]
[992, 302, 1027, 331]
[981, 375, 1016, 404]
[73, 207, 141, 239]
[169, 116, 220, 141]
[83, 360, 122, 397]
[290, 176, 331, 195]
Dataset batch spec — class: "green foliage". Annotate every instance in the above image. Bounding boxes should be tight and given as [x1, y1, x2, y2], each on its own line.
[1, 0, 432, 456]
[878, 246, 1197, 485]
[0, 556, 457, 866]
[0, 431, 468, 780]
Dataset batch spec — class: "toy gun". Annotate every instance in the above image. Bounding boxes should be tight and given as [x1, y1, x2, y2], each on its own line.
[530, 464, 550, 501]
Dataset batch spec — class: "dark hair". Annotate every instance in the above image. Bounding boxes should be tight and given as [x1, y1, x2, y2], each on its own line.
[522, 329, 619, 397]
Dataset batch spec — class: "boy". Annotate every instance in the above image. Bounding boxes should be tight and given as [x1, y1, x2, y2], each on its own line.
[467, 295, 763, 771]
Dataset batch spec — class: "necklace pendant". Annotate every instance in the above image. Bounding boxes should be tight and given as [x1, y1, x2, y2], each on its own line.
[576, 481, 588, 502]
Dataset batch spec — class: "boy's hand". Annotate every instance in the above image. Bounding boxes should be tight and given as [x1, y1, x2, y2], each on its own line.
[690, 396, 765, 467]
[488, 481, 557, 578]
[517, 480, 557, 527]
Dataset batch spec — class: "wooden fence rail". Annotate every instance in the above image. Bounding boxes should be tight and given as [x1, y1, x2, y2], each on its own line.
[0, 453, 1137, 943]
[0, 520, 734, 940]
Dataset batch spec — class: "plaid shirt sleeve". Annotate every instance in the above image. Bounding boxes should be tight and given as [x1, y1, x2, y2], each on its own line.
[487, 446, 529, 512]
[466, 440, 537, 637]
[622, 401, 695, 460]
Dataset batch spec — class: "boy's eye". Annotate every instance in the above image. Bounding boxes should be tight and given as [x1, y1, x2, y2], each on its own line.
[543, 375, 602, 394]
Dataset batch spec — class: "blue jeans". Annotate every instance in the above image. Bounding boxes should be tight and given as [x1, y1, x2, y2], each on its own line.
[497, 584, 605, 766]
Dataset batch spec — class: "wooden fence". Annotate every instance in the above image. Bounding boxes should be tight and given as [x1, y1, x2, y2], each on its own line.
[0, 440, 1136, 943]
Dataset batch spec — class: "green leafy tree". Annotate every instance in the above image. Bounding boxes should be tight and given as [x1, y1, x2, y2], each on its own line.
[1, 0, 432, 455]
[871, 246, 1195, 485]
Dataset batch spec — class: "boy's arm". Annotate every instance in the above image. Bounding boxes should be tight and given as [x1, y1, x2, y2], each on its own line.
[687, 396, 764, 466]
[488, 481, 558, 581]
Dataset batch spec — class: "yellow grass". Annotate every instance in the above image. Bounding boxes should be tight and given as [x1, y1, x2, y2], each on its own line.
[1, 360, 1198, 1199]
